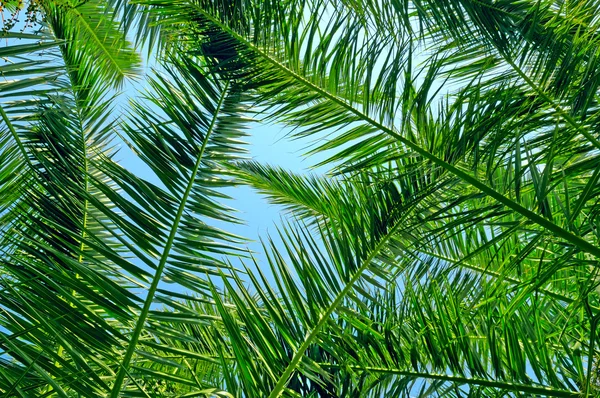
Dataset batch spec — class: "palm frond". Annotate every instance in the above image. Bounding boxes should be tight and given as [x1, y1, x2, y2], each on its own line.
[108, 55, 250, 396]
[43, 0, 142, 86]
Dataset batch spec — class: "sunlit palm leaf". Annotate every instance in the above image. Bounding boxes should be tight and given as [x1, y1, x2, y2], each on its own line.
[108, 55, 250, 396]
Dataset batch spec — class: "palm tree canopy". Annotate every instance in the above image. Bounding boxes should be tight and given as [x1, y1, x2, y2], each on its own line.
[1, 0, 600, 397]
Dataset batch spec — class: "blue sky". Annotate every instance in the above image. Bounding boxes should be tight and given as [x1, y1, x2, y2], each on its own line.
[215, 122, 315, 266]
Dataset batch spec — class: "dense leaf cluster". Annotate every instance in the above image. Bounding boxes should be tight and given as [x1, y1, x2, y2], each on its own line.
[1, 0, 600, 397]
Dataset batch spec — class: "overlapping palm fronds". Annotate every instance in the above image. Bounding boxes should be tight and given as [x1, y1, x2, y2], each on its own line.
[1, 0, 254, 392]
[3, 0, 600, 396]
[130, 0, 600, 396]
[0, 1, 145, 395]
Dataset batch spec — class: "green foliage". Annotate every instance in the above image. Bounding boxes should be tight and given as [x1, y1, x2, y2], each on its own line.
[2, 0, 600, 397]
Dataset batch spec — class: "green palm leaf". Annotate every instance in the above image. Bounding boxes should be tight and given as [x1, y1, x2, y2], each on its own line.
[108, 55, 250, 396]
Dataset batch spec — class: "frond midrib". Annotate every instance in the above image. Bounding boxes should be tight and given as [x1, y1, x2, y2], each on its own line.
[109, 80, 232, 397]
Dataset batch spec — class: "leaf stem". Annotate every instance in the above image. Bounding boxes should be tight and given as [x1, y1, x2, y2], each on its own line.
[109, 80, 230, 397]
[268, 212, 406, 397]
